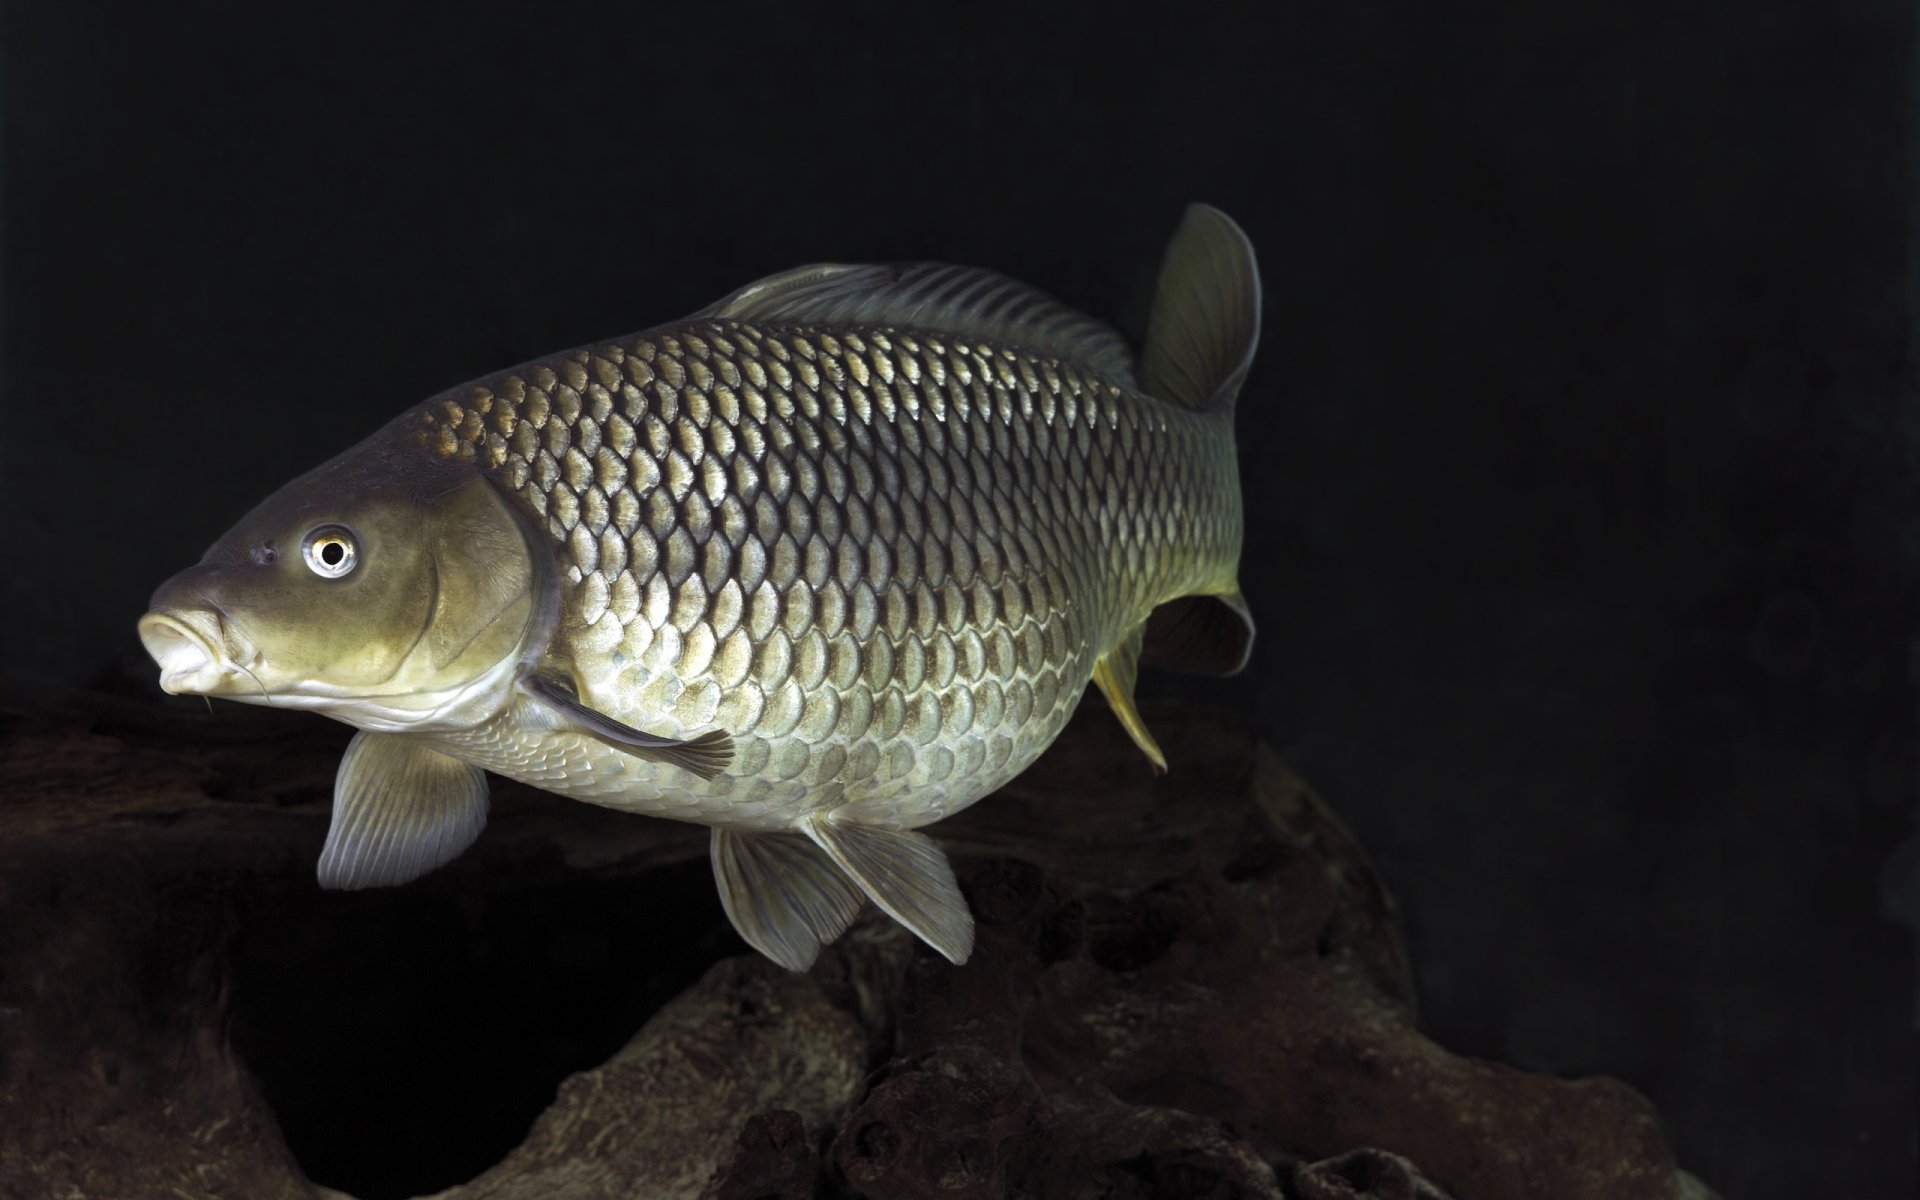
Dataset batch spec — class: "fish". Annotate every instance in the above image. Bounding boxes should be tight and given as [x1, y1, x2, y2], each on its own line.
[138, 204, 1260, 970]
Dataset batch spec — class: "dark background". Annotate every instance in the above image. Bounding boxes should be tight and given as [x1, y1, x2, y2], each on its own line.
[4, 1, 1913, 1197]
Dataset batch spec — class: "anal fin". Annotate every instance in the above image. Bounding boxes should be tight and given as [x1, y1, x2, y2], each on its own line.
[803, 817, 973, 965]
[318, 731, 490, 889]
[1091, 623, 1168, 774]
[711, 828, 866, 972]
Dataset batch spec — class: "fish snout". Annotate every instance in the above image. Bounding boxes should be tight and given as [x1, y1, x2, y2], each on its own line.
[138, 610, 229, 694]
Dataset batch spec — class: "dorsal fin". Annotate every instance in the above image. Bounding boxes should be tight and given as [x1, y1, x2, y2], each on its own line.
[695, 260, 1137, 387]
[1140, 204, 1261, 412]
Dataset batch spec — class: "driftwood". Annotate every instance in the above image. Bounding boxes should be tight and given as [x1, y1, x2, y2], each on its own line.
[0, 687, 1714, 1199]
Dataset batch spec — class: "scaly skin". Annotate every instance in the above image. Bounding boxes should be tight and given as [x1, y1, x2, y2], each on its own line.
[410, 318, 1242, 832]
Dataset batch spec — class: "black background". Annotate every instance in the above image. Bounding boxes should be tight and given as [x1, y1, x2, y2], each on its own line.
[4, 2, 1913, 1197]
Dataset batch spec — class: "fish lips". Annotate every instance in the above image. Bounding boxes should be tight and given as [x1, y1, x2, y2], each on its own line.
[138, 609, 237, 695]
[139, 558, 273, 695]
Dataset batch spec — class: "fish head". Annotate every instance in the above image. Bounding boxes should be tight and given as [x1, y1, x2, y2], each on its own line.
[139, 435, 544, 728]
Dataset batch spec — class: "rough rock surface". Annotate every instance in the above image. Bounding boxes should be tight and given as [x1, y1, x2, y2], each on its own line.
[0, 686, 1715, 1199]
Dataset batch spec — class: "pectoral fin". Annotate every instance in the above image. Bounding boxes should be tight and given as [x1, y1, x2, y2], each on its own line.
[1091, 623, 1168, 774]
[521, 673, 733, 780]
[804, 817, 973, 965]
[318, 732, 490, 889]
[711, 828, 866, 971]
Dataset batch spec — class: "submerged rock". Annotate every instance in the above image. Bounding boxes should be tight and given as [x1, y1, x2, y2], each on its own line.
[0, 688, 1713, 1199]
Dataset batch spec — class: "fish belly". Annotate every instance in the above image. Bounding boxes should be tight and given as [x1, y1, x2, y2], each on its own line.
[415, 318, 1240, 832]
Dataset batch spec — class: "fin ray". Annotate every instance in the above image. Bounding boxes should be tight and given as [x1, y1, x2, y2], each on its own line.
[318, 732, 490, 890]
[711, 828, 866, 972]
[696, 261, 1137, 388]
[803, 817, 973, 965]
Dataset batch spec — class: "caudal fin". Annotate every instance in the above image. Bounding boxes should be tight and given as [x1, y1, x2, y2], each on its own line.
[1140, 204, 1261, 414]
[1129, 207, 1260, 687]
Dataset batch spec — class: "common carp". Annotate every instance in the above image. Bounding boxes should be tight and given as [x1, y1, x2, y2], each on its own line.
[138, 205, 1260, 970]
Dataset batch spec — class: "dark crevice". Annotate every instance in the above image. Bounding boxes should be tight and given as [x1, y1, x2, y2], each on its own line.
[226, 859, 736, 1200]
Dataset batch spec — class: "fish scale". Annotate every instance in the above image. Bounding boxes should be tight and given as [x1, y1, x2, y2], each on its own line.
[140, 204, 1260, 968]
[414, 317, 1233, 832]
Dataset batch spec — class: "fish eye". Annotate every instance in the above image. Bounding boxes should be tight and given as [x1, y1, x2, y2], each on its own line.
[301, 525, 359, 579]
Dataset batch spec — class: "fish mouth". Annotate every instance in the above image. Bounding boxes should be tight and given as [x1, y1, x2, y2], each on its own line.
[138, 611, 233, 695]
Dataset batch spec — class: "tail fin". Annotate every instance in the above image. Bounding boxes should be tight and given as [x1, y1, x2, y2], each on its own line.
[1133, 206, 1259, 686]
[1139, 204, 1262, 413]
